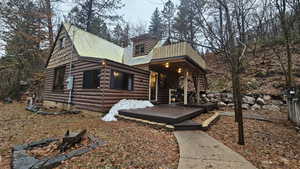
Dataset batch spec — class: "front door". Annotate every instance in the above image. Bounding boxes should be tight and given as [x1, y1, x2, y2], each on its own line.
[150, 72, 158, 101]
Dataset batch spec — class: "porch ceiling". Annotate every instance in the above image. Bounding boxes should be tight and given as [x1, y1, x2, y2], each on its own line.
[149, 56, 204, 75]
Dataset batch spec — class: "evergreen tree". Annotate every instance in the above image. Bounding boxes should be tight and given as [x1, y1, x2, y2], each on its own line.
[0, 0, 47, 98]
[120, 23, 130, 47]
[148, 8, 163, 38]
[112, 23, 130, 47]
[161, 0, 175, 38]
[67, 0, 123, 41]
[112, 24, 123, 45]
[174, 0, 200, 48]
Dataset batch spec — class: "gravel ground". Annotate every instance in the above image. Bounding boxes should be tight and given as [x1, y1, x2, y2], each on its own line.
[207, 109, 300, 169]
[0, 102, 179, 169]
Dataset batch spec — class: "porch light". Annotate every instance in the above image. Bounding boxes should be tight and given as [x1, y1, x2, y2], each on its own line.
[165, 62, 170, 68]
[113, 71, 120, 77]
[102, 60, 106, 65]
[177, 68, 182, 73]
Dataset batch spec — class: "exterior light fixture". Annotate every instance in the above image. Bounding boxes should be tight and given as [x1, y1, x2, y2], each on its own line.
[177, 68, 182, 73]
[165, 62, 170, 68]
[113, 71, 120, 77]
[102, 60, 106, 65]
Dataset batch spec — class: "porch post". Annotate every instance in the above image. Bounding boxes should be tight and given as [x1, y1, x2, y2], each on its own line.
[184, 71, 188, 105]
[197, 75, 201, 104]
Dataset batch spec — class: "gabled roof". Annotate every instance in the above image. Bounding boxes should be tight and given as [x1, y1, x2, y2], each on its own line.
[63, 23, 124, 63]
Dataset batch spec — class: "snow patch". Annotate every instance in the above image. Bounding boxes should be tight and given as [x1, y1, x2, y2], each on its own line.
[102, 99, 154, 122]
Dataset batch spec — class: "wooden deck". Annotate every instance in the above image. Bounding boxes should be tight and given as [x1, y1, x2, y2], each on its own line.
[119, 104, 206, 124]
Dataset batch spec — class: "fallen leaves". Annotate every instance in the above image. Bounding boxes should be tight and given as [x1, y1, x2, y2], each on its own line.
[207, 109, 300, 169]
[0, 103, 179, 169]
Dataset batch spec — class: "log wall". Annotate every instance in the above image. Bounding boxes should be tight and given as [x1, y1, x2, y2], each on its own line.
[44, 59, 150, 112]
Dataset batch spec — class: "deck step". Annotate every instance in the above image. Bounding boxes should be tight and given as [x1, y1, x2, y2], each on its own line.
[174, 120, 202, 131]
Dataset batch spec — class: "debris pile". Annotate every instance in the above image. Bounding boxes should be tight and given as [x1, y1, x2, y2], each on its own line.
[12, 130, 105, 169]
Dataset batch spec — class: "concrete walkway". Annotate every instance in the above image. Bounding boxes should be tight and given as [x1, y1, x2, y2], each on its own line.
[174, 131, 257, 169]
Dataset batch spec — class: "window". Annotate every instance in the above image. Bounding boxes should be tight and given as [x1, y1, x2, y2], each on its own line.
[59, 37, 66, 49]
[53, 66, 65, 91]
[83, 69, 101, 89]
[110, 70, 133, 91]
[135, 44, 145, 56]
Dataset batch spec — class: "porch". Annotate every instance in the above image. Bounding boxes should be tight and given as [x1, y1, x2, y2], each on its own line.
[148, 55, 207, 105]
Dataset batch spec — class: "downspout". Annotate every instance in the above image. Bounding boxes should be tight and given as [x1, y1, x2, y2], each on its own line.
[67, 25, 75, 110]
[101, 60, 106, 111]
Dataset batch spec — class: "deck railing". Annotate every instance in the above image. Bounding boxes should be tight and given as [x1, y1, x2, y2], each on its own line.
[152, 42, 207, 70]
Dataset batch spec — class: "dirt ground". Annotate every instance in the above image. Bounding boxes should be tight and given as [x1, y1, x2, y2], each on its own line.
[0, 102, 179, 169]
[207, 108, 300, 169]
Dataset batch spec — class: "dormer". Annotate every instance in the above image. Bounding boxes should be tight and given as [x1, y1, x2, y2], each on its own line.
[131, 34, 159, 57]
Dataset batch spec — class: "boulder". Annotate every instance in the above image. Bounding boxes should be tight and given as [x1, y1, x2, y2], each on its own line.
[256, 97, 265, 105]
[207, 93, 215, 98]
[263, 105, 280, 111]
[271, 100, 283, 105]
[243, 96, 256, 105]
[226, 93, 233, 99]
[227, 103, 234, 107]
[218, 101, 227, 107]
[242, 104, 250, 110]
[3, 97, 12, 104]
[263, 95, 272, 101]
[251, 104, 261, 110]
[221, 97, 232, 104]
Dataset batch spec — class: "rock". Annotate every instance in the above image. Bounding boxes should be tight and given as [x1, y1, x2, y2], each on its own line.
[221, 97, 232, 104]
[279, 157, 289, 165]
[242, 104, 250, 110]
[263, 105, 280, 111]
[218, 101, 227, 107]
[271, 100, 283, 105]
[243, 96, 256, 105]
[251, 104, 261, 110]
[207, 93, 215, 98]
[3, 97, 12, 104]
[203, 97, 210, 103]
[12, 150, 39, 169]
[226, 93, 233, 99]
[227, 103, 234, 107]
[256, 97, 265, 105]
[263, 95, 272, 101]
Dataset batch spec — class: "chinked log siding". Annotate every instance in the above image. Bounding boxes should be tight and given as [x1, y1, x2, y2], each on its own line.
[44, 58, 150, 112]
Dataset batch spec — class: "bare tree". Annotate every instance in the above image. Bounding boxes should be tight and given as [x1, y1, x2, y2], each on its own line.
[191, 0, 257, 145]
[273, 0, 294, 88]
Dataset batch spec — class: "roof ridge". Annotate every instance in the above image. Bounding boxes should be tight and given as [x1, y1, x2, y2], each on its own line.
[63, 22, 124, 50]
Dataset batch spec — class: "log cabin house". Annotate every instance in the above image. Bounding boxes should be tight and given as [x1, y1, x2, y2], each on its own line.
[43, 23, 207, 112]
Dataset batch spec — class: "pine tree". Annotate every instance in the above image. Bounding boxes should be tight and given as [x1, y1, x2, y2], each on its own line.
[0, 0, 47, 98]
[112, 24, 123, 45]
[67, 0, 123, 41]
[161, 0, 175, 38]
[148, 8, 163, 38]
[174, 0, 200, 48]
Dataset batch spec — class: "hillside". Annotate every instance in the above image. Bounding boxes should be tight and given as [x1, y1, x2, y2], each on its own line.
[204, 43, 300, 97]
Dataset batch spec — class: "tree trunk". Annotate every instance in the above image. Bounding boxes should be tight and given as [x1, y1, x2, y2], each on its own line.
[87, 0, 94, 32]
[45, 0, 54, 48]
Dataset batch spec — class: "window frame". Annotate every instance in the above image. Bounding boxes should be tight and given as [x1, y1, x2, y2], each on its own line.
[82, 69, 101, 89]
[110, 70, 134, 91]
[135, 44, 145, 56]
[59, 37, 66, 49]
[53, 65, 66, 92]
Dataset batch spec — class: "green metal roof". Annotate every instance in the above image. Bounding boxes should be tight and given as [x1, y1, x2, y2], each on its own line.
[64, 23, 124, 63]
